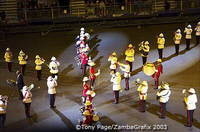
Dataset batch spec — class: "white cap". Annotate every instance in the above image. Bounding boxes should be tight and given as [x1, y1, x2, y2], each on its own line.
[19, 50, 24, 55]
[176, 29, 181, 33]
[144, 41, 149, 45]
[83, 77, 89, 82]
[159, 33, 164, 37]
[80, 27, 85, 31]
[0, 95, 2, 99]
[157, 59, 162, 63]
[187, 25, 191, 28]
[6, 48, 10, 51]
[51, 56, 56, 61]
[35, 55, 40, 59]
[198, 22, 200, 25]
[188, 88, 195, 94]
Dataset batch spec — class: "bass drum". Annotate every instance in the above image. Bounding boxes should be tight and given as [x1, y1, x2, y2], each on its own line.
[142, 63, 156, 76]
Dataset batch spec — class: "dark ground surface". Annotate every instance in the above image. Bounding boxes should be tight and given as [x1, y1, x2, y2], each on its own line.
[0, 22, 200, 132]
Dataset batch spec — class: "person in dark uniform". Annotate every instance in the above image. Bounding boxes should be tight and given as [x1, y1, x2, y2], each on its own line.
[16, 70, 24, 100]
[139, 41, 150, 65]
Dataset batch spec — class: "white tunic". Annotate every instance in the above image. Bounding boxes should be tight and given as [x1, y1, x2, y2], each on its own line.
[195, 26, 200, 36]
[185, 94, 198, 110]
[110, 75, 121, 91]
[49, 61, 60, 74]
[0, 100, 7, 114]
[156, 89, 171, 103]
[184, 28, 193, 39]
[47, 77, 57, 94]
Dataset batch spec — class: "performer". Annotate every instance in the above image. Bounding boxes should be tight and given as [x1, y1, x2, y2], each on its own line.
[124, 44, 135, 72]
[18, 50, 28, 75]
[16, 70, 24, 100]
[0, 95, 8, 128]
[47, 75, 58, 108]
[136, 80, 148, 112]
[108, 52, 118, 73]
[49, 56, 60, 78]
[86, 90, 96, 102]
[35, 55, 45, 81]
[184, 25, 193, 50]
[139, 41, 150, 65]
[157, 33, 165, 59]
[80, 53, 88, 76]
[183, 88, 198, 127]
[152, 59, 163, 89]
[88, 61, 100, 89]
[156, 82, 171, 119]
[195, 22, 200, 45]
[22, 85, 33, 118]
[82, 77, 91, 104]
[80, 110, 93, 125]
[118, 62, 130, 90]
[4, 48, 13, 72]
[110, 72, 122, 104]
[174, 29, 182, 55]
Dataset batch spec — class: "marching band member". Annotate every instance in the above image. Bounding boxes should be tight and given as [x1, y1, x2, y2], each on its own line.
[157, 33, 165, 59]
[156, 82, 171, 119]
[125, 44, 135, 72]
[183, 88, 198, 127]
[22, 85, 33, 118]
[49, 56, 60, 78]
[136, 79, 148, 112]
[88, 61, 100, 89]
[110, 72, 122, 104]
[139, 41, 150, 65]
[47, 75, 58, 108]
[86, 90, 96, 102]
[16, 70, 24, 100]
[184, 25, 193, 50]
[4, 48, 13, 72]
[80, 53, 88, 76]
[118, 62, 130, 90]
[152, 59, 163, 89]
[35, 55, 45, 81]
[18, 50, 28, 75]
[174, 29, 182, 55]
[108, 52, 118, 73]
[80, 110, 93, 125]
[0, 95, 8, 128]
[82, 77, 91, 104]
[195, 22, 200, 45]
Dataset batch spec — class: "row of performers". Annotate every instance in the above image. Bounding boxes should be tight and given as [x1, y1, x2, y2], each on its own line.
[4, 48, 61, 80]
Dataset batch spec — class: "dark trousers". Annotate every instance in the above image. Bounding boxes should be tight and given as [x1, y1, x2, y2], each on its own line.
[51, 73, 58, 78]
[158, 49, 163, 59]
[7, 62, 12, 72]
[20, 64, 26, 75]
[154, 77, 159, 89]
[160, 102, 166, 118]
[18, 88, 23, 100]
[186, 39, 191, 50]
[142, 57, 147, 65]
[0, 114, 6, 128]
[49, 94, 56, 107]
[139, 100, 146, 112]
[175, 44, 180, 55]
[127, 61, 132, 72]
[196, 36, 200, 45]
[24, 103, 31, 118]
[186, 110, 194, 126]
[90, 79, 95, 88]
[113, 91, 119, 104]
[36, 70, 42, 81]
[125, 78, 129, 90]
[81, 64, 87, 76]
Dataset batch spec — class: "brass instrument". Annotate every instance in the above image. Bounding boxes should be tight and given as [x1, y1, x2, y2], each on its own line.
[142, 63, 156, 76]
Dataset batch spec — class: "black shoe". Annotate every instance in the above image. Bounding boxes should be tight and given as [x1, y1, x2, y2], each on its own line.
[184, 124, 192, 127]
[50, 106, 56, 108]
[113, 102, 118, 104]
[159, 116, 165, 119]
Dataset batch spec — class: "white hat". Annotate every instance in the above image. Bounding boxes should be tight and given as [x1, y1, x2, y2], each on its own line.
[188, 88, 195, 94]
[83, 77, 89, 82]
[128, 44, 133, 48]
[176, 29, 181, 33]
[159, 33, 164, 37]
[6, 48, 10, 51]
[35, 55, 40, 59]
[112, 52, 117, 56]
[157, 59, 162, 63]
[88, 61, 95, 66]
[19, 50, 25, 55]
[198, 22, 200, 25]
[80, 27, 85, 31]
[51, 56, 56, 61]
[0, 95, 2, 99]
[187, 25, 191, 28]
[144, 41, 149, 45]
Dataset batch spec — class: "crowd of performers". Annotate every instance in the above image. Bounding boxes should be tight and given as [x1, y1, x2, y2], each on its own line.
[0, 22, 200, 128]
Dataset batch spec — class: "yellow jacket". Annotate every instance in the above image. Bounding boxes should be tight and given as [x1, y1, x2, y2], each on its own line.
[157, 37, 165, 49]
[18, 55, 28, 65]
[35, 59, 45, 70]
[4, 52, 13, 62]
[125, 48, 135, 62]
[174, 33, 182, 44]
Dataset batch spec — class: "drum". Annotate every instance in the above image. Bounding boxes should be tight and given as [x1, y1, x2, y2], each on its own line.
[142, 63, 156, 76]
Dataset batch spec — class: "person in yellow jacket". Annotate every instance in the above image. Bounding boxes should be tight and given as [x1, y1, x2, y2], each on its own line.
[35, 55, 45, 81]
[125, 44, 135, 72]
[157, 33, 165, 59]
[139, 41, 150, 65]
[4, 48, 13, 72]
[18, 50, 28, 75]
[108, 52, 118, 73]
[174, 29, 182, 55]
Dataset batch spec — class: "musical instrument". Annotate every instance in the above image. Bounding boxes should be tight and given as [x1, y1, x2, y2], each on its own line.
[6, 79, 16, 87]
[142, 63, 156, 76]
